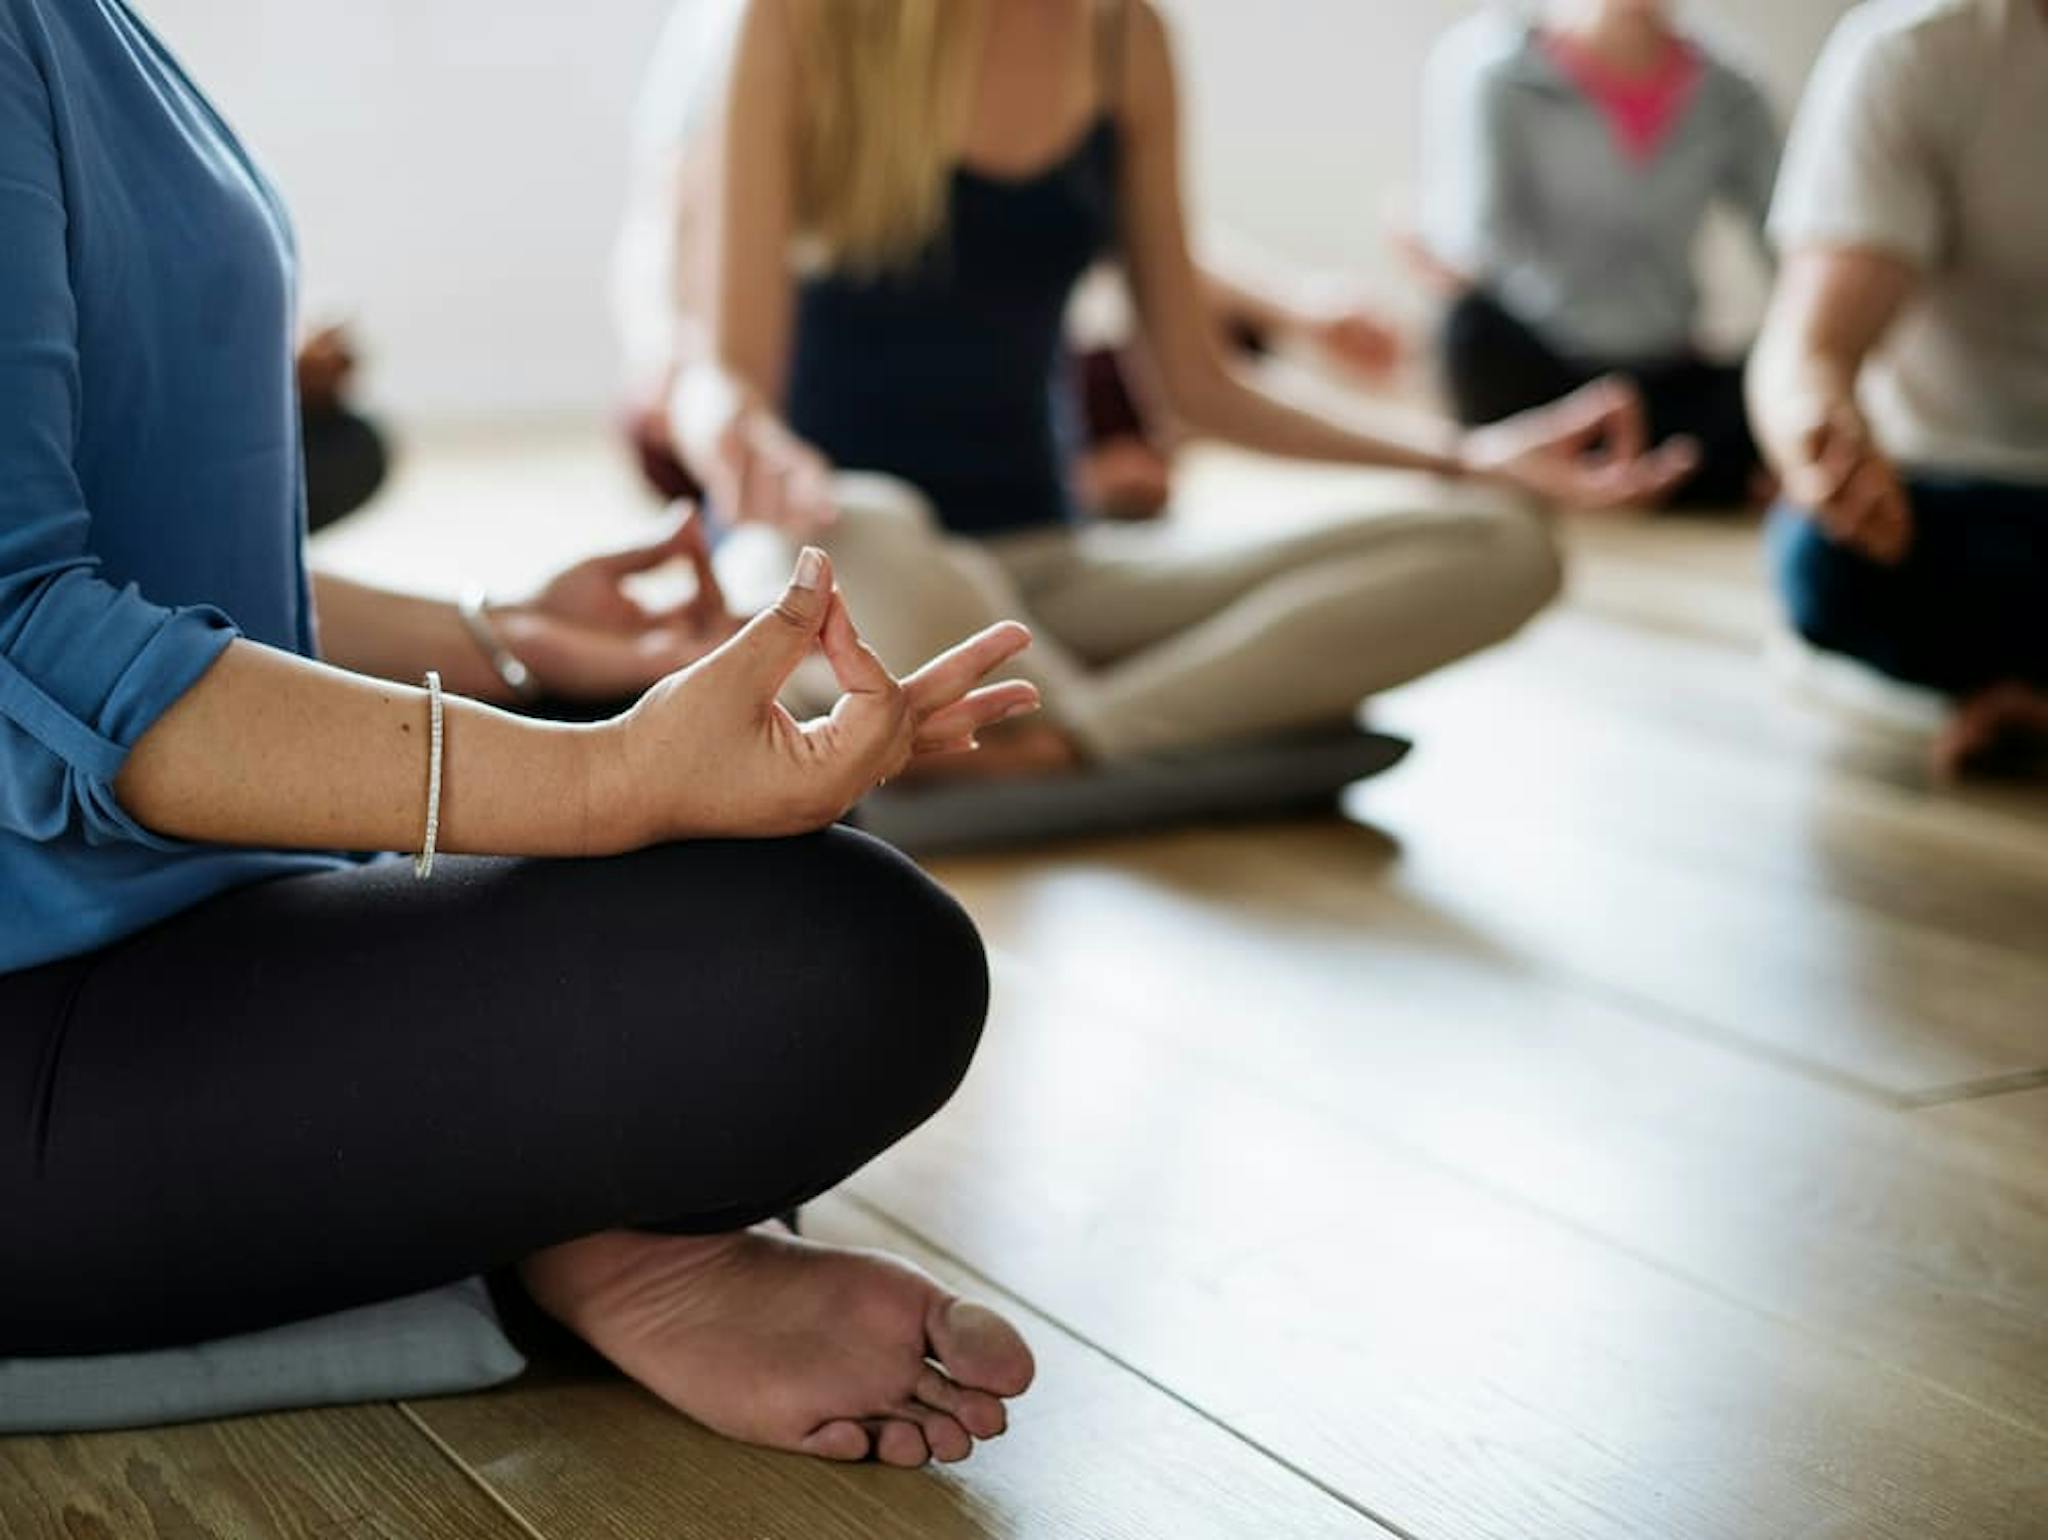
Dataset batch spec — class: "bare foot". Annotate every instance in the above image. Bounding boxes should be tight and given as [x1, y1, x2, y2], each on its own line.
[521, 1227, 1036, 1468]
[1931, 681, 2048, 781]
[895, 720, 1086, 785]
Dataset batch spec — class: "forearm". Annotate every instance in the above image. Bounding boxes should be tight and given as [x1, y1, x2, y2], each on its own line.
[314, 572, 513, 704]
[1745, 248, 1915, 477]
[1199, 262, 1299, 341]
[1171, 360, 1466, 476]
[1746, 317, 1865, 478]
[115, 638, 619, 858]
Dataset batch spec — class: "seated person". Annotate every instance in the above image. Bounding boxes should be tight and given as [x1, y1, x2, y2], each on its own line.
[611, 0, 1405, 524]
[4, 0, 1038, 1469]
[666, 0, 1697, 783]
[1747, 0, 2048, 776]
[1418, 0, 1780, 509]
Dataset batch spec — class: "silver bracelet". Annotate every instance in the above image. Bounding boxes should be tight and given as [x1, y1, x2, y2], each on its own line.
[458, 587, 540, 703]
[414, 670, 444, 880]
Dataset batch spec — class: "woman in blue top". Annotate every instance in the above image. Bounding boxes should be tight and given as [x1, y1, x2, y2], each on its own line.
[0, 0, 1043, 1468]
[674, 0, 1701, 781]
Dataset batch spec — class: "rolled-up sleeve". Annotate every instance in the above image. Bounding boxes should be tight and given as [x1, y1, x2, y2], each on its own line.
[0, 20, 239, 848]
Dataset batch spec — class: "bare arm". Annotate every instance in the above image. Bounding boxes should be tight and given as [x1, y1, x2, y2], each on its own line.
[698, 0, 798, 417]
[1746, 246, 1916, 476]
[668, 0, 837, 533]
[116, 548, 1038, 860]
[114, 639, 604, 856]
[1113, 3, 1695, 508]
[1117, 4, 1459, 474]
[1197, 233, 1402, 379]
[1746, 245, 1919, 561]
[313, 572, 515, 704]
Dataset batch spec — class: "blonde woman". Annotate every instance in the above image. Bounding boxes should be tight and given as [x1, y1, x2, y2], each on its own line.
[676, 0, 1699, 779]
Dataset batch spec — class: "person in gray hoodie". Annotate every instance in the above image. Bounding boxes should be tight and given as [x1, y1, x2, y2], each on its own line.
[1419, 0, 1780, 508]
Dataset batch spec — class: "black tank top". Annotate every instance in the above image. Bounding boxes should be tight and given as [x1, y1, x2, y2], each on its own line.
[784, 9, 1123, 538]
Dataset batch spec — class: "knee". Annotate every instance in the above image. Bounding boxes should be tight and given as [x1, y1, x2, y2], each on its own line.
[827, 473, 945, 551]
[798, 830, 990, 1138]
[1483, 504, 1566, 629]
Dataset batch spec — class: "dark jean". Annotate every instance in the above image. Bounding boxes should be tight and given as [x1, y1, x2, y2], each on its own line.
[0, 830, 988, 1357]
[1439, 289, 1762, 509]
[1768, 473, 2048, 696]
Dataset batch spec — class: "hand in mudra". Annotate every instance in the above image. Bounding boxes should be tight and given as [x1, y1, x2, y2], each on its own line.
[495, 507, 743, 702]
[598, 547, 1039, 844]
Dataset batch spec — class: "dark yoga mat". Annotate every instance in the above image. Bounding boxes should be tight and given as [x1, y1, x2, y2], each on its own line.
[856, 727, 1411, 855]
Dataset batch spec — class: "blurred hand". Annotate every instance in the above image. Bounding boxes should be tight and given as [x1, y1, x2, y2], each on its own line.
[724, 407, 836, 538]
[1462, 376, 1702, 510]
[297, 324, 358, 411]
[1077, 437, 1174, 522]
[598, 548, 1040, 843]
[1303, 305, 1404, 381]
[491, 508, 741, 702]
[1782, 401, 1912, 565]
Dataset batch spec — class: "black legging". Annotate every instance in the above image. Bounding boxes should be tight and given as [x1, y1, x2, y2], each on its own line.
[301, 402, 391, 534]
[1440, 289, 1762, 510]
[0, 829, 987, 1357]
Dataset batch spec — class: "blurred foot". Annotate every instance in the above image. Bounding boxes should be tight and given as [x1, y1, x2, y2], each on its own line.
[1932, 681, 2048, 780]
[523, 1226, 1036, 1468]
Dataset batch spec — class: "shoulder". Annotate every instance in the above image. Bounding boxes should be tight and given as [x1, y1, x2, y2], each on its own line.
[1685, 29, 1778, 130]
[1813, 0, 1995, 90]
[1426, 9, 1535, 102]
[1122, 0, 1178, 118]
[1, 0, 44, 56]
[1124, 0, 1171, 69]
[1795, 0, 1994, 145]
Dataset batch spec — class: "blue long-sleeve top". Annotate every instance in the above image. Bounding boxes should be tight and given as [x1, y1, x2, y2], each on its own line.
[2, 0, 353, 975]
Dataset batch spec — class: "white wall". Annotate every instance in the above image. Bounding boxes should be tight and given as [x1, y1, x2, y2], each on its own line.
[142, 0, 1854, 425]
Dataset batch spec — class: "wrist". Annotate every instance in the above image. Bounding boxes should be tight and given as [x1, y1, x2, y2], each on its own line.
[459, 590, 544, 706]
[1446, 425, 1491, 483]
[574, 715, 648, 856]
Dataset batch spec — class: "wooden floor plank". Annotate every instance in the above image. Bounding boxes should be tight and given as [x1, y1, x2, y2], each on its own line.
[933, 839, 2048, 1433]
[851, 952, 2048, 1540]
[1349, 614, 2048, 1096]
[410, 1194, 1389, 1540]
[15, 436, 2022, 1540]
[0, 1404, 529, 1540]
[1914, 1086, 2048, 1167]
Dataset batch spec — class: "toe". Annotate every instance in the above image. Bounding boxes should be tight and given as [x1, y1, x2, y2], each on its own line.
[903, 1403, 973, 1463]
[917, 1366, 1008, 1439]
[873, 1418, 930, 1468]
[800, 1420, 872, 1462]
[928, 1297, 1036, 1398]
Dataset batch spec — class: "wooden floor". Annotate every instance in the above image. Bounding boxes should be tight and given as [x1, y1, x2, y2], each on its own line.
[7, 434, 2046, 1539]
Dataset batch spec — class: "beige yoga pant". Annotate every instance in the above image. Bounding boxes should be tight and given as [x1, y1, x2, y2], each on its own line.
[717, 471, 1563, 761]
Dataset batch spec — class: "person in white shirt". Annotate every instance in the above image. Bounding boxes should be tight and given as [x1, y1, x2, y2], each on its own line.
[1747, 0, 2048, 775]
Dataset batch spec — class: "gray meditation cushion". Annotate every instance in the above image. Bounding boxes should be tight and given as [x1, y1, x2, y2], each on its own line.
[856, 727, 1412, 854]
[0, 1278, 525, 1435]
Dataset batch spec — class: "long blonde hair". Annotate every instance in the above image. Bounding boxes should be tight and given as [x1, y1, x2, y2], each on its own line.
[789, 0, 989, 275]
